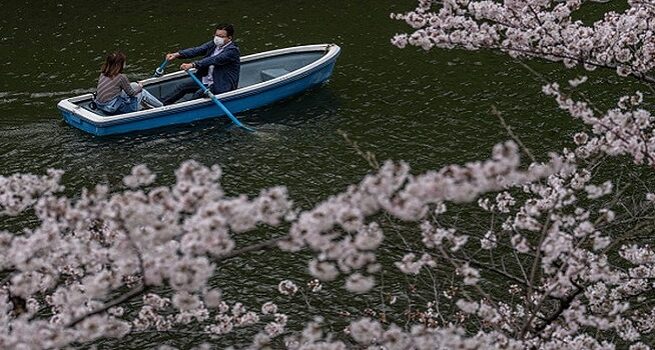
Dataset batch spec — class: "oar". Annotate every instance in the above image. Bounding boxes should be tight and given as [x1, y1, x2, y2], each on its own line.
[153, 58, 169, 77]
[185, 70, 255, 132]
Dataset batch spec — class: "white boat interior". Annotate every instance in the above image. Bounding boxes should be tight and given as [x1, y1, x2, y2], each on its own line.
[79, 49, 328, 116]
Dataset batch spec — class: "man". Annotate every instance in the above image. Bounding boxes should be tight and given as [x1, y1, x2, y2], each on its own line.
[161, 24, 240, 105]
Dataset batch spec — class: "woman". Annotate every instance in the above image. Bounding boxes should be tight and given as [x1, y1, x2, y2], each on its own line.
[94, 51, 163, 114]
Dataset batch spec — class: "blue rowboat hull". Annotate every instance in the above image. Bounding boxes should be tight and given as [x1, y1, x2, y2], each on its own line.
[57, 44, 340, 136]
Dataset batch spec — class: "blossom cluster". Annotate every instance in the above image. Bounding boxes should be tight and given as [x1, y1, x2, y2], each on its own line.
[0, 160, 294, 348]
[542, 81, 655, 167]
[391, 0, 655, 81]
[0, 139, 569, 348]
[282, 140, 570, 294]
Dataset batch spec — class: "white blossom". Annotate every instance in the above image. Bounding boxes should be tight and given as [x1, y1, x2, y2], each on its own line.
[277, 280, 298, 296]
[345, 273, 375, 293]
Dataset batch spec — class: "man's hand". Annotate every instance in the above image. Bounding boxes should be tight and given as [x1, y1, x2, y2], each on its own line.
[166, 52, 180, 61]
[180, 63, 194, 71]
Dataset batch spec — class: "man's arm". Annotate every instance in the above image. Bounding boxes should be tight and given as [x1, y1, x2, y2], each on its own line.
[193, 47, 239, 69]
[175, 41, 214, 60]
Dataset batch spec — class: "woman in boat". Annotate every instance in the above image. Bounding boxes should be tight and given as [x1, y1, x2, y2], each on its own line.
[160, 23, 240, 105]
[94, 51, 163, 114]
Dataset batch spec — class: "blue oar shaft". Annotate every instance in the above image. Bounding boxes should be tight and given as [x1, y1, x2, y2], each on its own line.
[154, 59, 169, 77]
[185, 70, 254, 132]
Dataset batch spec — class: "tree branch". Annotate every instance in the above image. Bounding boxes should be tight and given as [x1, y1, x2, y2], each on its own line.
[66, 283, 147, 328]
[64, 234, 289, 329]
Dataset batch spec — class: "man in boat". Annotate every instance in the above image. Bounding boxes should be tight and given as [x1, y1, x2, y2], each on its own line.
[161, 24, 240, 105]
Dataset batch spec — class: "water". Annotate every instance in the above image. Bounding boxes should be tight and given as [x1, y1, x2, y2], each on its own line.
[0, 0, 647, 348]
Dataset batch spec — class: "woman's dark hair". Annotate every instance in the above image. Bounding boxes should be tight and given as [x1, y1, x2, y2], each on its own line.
[101, 51, 126, 78]
[216, 23, 235, 38]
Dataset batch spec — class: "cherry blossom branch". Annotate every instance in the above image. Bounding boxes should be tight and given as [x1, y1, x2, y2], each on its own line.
[66, 283, 147, 328]
[532, 286, 583, 334]
[491, 105, 536, 163]
[392, 0, 655, 84]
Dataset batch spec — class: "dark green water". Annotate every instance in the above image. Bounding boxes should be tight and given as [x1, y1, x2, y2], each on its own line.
[0, 0, 589, 188]
[0, 0, 647, 348]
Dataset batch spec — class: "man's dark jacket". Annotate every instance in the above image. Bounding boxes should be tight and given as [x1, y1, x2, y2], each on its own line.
[179, 41, 240, 94]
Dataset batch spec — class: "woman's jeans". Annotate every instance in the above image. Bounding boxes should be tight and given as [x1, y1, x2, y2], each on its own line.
[96, 83, 163, 115]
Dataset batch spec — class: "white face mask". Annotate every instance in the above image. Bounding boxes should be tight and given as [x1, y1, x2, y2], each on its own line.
[213, 36, 225, 47]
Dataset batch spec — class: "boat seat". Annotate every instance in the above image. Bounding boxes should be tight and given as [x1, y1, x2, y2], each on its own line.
[261, 68, 289, 82]
[81, 101, 111, 116]
[80, 100, 158, 116]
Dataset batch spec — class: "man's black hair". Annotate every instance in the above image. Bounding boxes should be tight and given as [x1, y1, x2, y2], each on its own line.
[216, 24, 235, 38]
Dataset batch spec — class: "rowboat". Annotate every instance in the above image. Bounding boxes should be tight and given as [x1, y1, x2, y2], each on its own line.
[57, 44, 341, 135]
